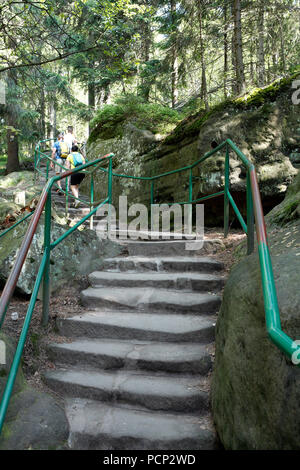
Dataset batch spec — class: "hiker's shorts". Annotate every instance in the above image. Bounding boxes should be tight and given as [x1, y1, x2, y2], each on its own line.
[70, 173, 85, 186]
[54, 158, 67, 173]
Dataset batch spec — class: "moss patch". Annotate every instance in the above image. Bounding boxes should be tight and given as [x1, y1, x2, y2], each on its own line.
[164, 71, 300, 145]
[88, 95, 182, 144]
[267, 171, 300, 226]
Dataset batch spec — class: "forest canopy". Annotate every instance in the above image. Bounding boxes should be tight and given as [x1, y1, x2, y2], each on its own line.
[0, 0, 299, 173]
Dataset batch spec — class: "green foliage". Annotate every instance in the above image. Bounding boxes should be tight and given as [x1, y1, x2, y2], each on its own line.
[89, 94, 182, 142]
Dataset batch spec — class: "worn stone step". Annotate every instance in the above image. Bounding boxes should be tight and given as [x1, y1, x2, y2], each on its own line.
[103, 256, 223, 273]
[57, 311, 215, 343]
[43, 368, 210, 413]
[94, 229, 199, 241]
[123, 240, 224, 257]
[48, 338, 212, 375]
[89, 271, 224, 292]
[80, 287, 221, 314]
[65, 398, 218, 450]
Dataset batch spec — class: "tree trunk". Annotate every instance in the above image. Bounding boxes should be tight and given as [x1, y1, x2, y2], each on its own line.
[223, 1, 229, 99]
[230, 3, 237, 95]
[5, 69, 20, 174]
[49, 98, 57, 140]
[170, 0, 178, 109]
[196, 0, 209, 110]
[257, 1, 265, 87]
[88, 81, 95, 134]
[140, 17, 152, 102]
[233, 0, 246, 95]
[103, 85, 111, 104]
[40, 83, 45, 139]
[279, 19, 286, 73]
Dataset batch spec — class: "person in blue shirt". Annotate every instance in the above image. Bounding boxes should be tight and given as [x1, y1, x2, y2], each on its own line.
[50, 133, 68, 194]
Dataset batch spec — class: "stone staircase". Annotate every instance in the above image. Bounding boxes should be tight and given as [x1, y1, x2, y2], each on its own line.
[43, 237, 225, 450]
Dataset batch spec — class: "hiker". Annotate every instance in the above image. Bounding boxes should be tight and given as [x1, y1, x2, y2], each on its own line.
[64, 125, 77, 153]
[66, 144, 86, 207]
[50, 133, 70, 194]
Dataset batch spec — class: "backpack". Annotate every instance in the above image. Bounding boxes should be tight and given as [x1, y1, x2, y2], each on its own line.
[59, 141, 69, 159]
[71, 152, 84, 167]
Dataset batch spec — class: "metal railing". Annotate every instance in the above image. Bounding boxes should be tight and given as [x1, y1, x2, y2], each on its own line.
[0, 136, 299, 437]
[95, 138, 299, 363]
[0, 151, 114, 434]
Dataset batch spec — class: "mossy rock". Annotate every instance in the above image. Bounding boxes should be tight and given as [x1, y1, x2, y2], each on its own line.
[267, 171, 300, 226]
[0, 198, 20, 221]
[0, 332, 26, 401]
[0, 171, 42, 222]
[164, 71, 300, 146]
[86, 71, 299, 226]
[0, 386, 69, 450]
[212, 217, 300, 449]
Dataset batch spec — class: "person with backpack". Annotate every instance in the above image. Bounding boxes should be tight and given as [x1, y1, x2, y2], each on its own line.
[66, 144, 86, 207]
[50, 133, 70, 194]
[64, 126, 77, 153]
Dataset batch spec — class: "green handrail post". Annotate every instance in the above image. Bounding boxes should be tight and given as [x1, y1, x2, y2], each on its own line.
[224, 143, 230, 238]
[108, 157, 113, 234]
[46, 158, 49, 180]
[65, 176, 69, 217]
[42, 192, 51, 327]
[150, 180, 154, 206]
[150, 181, 154, 231]
[0, 253, 48, 434]
[187, 168, 193, 234]
[189, 168, 193, 203]
[247, 170, 254, 255]
[90, 173, 94, 230]
[108, 157, 113, 205]
[34, 147, 37, 182]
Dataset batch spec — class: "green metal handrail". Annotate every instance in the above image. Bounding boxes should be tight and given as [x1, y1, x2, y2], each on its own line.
[34, 139, 92, 210]
[0, 152, 114, 434]
[96, 138, 299, 364]
[0, 136, 299, 438]
[0, 139, 89, 240]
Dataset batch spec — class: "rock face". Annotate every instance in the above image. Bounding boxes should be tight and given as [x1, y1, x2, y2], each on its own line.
[0, 171, 42, 221]
[86, 74, 299, 225]
[0, 332, 69, 450]
[0, 214, 122, 295]
[211, 171, 300, 449]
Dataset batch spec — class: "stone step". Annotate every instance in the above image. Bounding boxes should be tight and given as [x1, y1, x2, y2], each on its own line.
[93, 229, 200, 241]
[103, 256, 223, 273]
[89, 271, 224, 292]
[57, 311, 215, 344]
[123, 240, 224, 257]
[47, 338, 212, 375]
[43, 368, 210, 413]
[80, 287, 221, 314]
[65, 398, 217, 450]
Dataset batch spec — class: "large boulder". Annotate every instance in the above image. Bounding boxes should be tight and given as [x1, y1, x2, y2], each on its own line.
[0, 215, 122, 295]
[0, 171, 42, 206]
[211, 171, 300, 449]
[86, 74, 299, 225]
[0, 171, 43, 223]
[0, 332, 68, 450]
